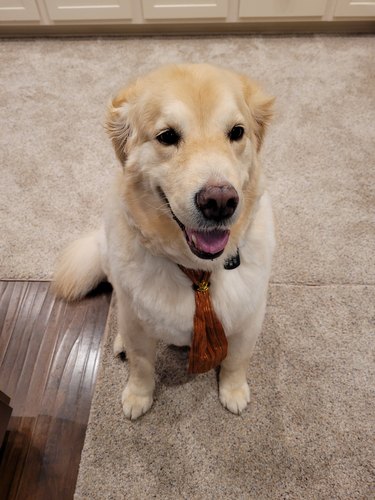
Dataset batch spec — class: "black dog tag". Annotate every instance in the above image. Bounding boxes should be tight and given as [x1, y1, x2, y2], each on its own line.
[224, 249, 240, 270]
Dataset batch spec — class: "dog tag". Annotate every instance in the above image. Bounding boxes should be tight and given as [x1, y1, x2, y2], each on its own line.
[224, 249, 240, 270]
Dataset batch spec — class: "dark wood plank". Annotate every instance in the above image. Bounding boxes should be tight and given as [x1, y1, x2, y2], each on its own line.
[0, 281, 111, 500]
[0, 392, 12, 447]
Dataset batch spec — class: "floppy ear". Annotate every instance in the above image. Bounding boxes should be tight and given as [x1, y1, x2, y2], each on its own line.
[241, 76, 275, 152]
[106, 86, 135, 165]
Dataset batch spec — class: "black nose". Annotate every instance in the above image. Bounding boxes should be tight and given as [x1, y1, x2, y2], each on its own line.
[195, 184, 239, 222]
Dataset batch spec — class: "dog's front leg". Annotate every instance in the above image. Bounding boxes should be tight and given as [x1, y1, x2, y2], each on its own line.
[219, 302, 266, 415]
[219, 336, 252, 415]
[116, 288, 157, 420]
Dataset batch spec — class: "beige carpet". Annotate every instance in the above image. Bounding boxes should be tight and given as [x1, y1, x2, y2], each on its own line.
[1, 35, 374, 498]
[75, 285, 374, 499]
[1, 35, 374, 284]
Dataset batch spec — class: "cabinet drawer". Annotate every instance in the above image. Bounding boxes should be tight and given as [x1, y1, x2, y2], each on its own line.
[334, 0, 375, 17]
[239, 0, 327, 18]
[142, 0, 228, 20]
[0, 0, 39, 21]
[46, 0, 132, 21]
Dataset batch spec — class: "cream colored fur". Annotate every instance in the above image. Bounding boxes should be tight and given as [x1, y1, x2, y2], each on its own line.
[54, 64, 275, 420]
[53, 230, 106, 301]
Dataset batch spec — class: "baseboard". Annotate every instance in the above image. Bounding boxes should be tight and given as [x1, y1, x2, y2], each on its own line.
[0, 21, 374, 37]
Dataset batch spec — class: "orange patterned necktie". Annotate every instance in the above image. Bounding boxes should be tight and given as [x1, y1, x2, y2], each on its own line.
[179, 266, 228, 374]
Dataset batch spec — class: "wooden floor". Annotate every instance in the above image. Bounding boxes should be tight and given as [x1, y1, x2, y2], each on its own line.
[0, 281, 111, 500]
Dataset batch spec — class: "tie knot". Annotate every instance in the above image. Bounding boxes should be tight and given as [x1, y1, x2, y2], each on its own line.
[194, 279, 209, 293]
[179, 266, 211, 292]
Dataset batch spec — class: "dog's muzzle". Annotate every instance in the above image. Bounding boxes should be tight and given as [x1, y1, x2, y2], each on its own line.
[158, 184, 238, 260]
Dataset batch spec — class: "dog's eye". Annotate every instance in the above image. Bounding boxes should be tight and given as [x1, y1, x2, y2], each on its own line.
[156, 128, 180, 146]
[228, 125, 245, 142]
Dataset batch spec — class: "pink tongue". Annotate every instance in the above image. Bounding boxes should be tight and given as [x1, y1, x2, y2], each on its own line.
[186, 228, 230, 254]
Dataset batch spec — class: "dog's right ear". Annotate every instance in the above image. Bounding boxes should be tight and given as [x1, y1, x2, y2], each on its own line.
[106, 86, 135, 165]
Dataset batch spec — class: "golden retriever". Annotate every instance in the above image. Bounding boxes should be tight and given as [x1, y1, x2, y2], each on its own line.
[54, 64, 275, 420]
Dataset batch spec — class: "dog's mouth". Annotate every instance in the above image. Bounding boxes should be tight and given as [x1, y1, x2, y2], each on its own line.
[184, 227, 230, 259]
[158, 188, 230, 260]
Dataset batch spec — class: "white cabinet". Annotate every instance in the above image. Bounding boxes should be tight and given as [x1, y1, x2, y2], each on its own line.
[0, 0, 39, 20]
[239, 0, 327, 18]
[142, 0, 228, 19]
[1, 0, 374, 30]
[46, 0, 132, 21]
[334, 0, 375, 17]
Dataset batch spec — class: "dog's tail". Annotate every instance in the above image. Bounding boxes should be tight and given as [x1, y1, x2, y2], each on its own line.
[53, 229, 106, 301]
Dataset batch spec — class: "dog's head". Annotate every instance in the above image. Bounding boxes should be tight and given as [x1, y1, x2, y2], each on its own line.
[107, 64, 273, 269]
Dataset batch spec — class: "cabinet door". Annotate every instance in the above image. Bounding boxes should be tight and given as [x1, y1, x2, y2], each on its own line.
[0, 0, 39, 21]
[46, 0, 132, 21]
[334, 0, 375, 17]
[142, 0, 228, 19]
[239, 0, 327, 18]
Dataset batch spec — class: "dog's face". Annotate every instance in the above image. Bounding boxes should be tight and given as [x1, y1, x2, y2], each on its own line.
[107, 64, 273, 268]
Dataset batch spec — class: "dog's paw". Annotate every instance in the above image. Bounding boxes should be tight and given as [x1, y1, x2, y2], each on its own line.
[219, 380, 250, 415]
[113, 333, 125, 358]
[121, 386, 153, 420]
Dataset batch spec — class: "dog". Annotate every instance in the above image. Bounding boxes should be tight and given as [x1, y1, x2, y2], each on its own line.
[54, 64, 275, 420]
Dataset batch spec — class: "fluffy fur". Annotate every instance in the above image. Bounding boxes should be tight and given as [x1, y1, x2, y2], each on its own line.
[54, 64, 275, 420]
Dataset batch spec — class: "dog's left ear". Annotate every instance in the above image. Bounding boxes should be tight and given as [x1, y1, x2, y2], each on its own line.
[106, 85, 136, 165]
[240, 76, 275, 152]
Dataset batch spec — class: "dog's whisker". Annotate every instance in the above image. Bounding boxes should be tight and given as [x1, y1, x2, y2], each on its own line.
[124, 192, 170, 213]
[146, 201, 169, 212]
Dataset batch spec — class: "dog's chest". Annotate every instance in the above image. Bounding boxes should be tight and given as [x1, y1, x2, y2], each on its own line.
[121, 258, 195, 345]
[119, 255, 258, 346]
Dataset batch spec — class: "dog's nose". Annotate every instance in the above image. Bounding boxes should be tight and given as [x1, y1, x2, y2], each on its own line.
[195, 184, 239, 221]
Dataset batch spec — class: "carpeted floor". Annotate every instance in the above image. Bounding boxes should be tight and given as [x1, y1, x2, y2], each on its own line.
[75, 285, 374, 499]
[1, 35, 374, 498]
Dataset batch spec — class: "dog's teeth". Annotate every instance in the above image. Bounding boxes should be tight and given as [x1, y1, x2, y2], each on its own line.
[191, 234, 197, 246]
